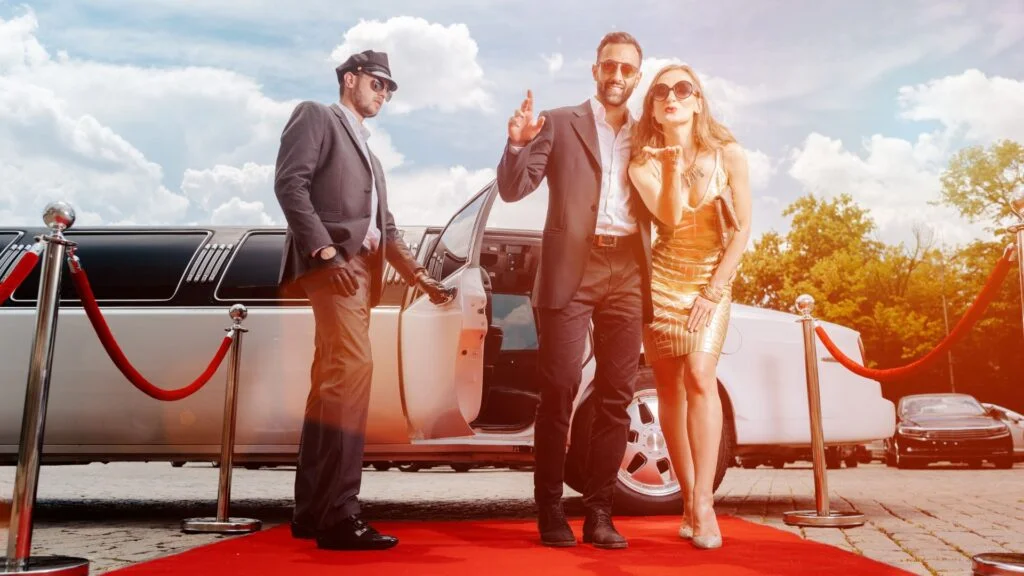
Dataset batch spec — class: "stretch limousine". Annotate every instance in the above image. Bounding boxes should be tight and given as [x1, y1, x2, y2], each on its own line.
[0, 182, 896, 514]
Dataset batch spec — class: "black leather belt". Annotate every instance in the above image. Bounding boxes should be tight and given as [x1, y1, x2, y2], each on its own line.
[592, 234, 633, 248]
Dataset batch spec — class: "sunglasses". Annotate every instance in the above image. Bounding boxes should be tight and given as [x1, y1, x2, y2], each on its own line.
[359, 73, 393, 102]
[652, 80, 699, 102]
[598, 60, 639, 79]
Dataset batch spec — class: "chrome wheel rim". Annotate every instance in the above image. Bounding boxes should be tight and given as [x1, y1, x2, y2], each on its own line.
[617, 388, 679, 498]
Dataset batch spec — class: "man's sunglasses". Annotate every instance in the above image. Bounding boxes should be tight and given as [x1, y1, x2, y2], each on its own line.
[360, 73, 393, 102]
[652, 80, 698, 102]
[598, 60, 639, 79]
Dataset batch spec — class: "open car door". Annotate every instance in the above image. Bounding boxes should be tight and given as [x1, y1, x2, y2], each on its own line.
[399, 182, 498, 439]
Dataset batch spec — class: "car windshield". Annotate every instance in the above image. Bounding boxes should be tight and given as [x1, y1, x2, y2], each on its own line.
[902, 396, 985, 417]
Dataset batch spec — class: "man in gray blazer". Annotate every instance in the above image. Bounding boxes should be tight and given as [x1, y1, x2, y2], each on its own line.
[274, 49, 453, 551]
[497, 32, 652, 550]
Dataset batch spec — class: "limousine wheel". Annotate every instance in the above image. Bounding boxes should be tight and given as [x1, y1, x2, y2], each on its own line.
[564, 368, 734, 516]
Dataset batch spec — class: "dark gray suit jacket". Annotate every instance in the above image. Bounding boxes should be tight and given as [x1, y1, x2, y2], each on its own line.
[274, 101, 422, 306]
[496, 100, 653, 323]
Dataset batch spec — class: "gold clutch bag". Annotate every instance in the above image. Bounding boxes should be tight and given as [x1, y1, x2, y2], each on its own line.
[714, 184, 740, 248]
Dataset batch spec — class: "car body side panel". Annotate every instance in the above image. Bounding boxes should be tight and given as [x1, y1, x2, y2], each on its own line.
[721, 306, 895, 447]
[0, 306, 410, 453]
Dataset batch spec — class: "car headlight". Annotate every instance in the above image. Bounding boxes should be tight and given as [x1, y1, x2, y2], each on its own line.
[897, 425, 928, 437]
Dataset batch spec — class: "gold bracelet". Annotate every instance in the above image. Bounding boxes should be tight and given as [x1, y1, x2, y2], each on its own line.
[700, 284, 724, 303]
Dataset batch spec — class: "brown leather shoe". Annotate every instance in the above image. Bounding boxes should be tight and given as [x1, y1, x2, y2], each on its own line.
[538, 503, 576, 547]
[582, 510, 627, 549]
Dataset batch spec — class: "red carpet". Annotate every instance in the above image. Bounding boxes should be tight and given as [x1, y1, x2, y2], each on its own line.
[110, 516, 910, 575]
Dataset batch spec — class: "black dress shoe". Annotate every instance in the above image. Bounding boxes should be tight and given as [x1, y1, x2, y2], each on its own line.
[538, 502, 576, 547]
[582, 510, 627, 549]
[290, 521, 315, 540]
[316, 515, 398, 551]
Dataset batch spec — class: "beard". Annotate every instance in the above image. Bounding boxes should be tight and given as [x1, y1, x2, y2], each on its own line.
[598, 79, 634, 107]
[357, 95, 382, 119]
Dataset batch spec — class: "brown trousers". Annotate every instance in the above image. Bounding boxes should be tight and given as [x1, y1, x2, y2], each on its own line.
[293, 252, 374, 530]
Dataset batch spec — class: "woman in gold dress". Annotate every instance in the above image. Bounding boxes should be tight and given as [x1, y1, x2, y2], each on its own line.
[627, 64, 752, 550]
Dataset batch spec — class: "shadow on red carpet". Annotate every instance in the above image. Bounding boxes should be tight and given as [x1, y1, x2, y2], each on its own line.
[109, 516, 911, 575]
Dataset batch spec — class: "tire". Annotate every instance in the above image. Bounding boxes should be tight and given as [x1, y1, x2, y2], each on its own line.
[824, 447, 842, 470]
[994, 457, 1013, 469]
[565, 367, 734, 516]
[451, 463, 472, 473]
[372, 463, 392, 472]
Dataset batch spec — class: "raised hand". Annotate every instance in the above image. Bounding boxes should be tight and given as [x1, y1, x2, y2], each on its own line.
[508, 90, 546, 146]
[642, 145, 683, 169]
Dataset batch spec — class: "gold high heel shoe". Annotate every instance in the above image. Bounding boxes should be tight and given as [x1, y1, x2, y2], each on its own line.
[691, 503, 722, 550]
[691, 533, 722, 549]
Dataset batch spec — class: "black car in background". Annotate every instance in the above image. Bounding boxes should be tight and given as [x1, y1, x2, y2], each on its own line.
[886, 393, 1014, 469]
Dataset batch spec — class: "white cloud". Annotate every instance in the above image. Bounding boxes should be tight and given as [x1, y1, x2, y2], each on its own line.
[330, 16, 492, 115]
[897, 69, 1024, 143]
[787, 131, 987, 247]
[786, 69, 1024, 247]
[0, 10, 486, 230]
[543, 53, 564, 74]
[210, 197, 275, 226]
[745, 149, 776, 190]
[386, 166, 497, 227]
[180, 162, 275, 219]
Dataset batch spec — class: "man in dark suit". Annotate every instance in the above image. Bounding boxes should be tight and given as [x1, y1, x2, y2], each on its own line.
[274, 49, 453, 551]
[496, 32, 652, 550]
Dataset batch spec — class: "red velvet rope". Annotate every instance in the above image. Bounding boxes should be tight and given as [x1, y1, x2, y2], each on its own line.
[0, 247, 41, 304]
[815, 249, 1015, 382]
[69, 257, 233, 401]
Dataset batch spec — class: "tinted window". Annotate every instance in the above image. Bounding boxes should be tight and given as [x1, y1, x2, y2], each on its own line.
[430, 192, 487, 281]
[0, 233, 16, 252]
[491, 294, 538, 351]
[216, 233, 298, 301]
[13, 232, 206, 302]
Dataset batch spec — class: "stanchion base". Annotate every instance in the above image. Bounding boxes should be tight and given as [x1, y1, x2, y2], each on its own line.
[783, 510, 865, 528]
[0, 556, 89, 575]
[181, 517, 262, 534]
[972, 553, 1024, 575]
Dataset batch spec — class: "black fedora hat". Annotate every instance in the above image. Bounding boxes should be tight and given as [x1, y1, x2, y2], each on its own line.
[335, 49, 397, 92]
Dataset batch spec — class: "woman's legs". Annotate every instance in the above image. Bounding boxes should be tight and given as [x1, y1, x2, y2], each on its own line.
[682, 351, 723, 546]
[652, 357, 694, 535]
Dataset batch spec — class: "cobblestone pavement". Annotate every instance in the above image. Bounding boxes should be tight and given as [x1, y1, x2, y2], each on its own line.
[1, 461, 1021, 575]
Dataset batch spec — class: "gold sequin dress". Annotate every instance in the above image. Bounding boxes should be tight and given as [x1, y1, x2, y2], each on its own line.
[643, 148, 732, 363]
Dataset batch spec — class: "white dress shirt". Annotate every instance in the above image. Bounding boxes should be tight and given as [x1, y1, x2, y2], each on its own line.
[337, 102, 380, 252]
[589, 96, 637, 236]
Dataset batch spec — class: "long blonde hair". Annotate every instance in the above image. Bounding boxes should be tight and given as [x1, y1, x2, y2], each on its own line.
[630, 63, 737, 164]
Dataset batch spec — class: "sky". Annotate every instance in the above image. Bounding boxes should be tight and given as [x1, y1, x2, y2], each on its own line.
[1, 0, 1022, 251]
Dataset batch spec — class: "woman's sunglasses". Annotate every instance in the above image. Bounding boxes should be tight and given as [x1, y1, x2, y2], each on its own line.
[652, 80, 698, 102]
[598, 60, 639, 79]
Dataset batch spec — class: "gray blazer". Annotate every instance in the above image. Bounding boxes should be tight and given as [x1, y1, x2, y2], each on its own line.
[273, 101, 422, 306]
[496, 101, 653, 322]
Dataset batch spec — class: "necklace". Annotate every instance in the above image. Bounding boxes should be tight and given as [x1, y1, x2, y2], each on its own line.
[681, 152, 704, 188]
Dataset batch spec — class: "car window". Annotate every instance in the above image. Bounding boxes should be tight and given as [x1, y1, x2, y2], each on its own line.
[902, 396, 985, 417]
[13, 232, 206, 302]
[217, 232, 303, 301]
[491, 294, 538, 351]
[430, 191, 488, 281]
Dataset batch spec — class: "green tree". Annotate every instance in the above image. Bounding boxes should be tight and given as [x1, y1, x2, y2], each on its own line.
[940, 139, 1024, 231]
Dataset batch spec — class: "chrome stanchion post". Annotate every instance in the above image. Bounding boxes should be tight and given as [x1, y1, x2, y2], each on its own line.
[783, 295, 865, 528]
[969, 191, 1024, 576]
[181, 304, 261, 535]
[2, 202, 89, 576]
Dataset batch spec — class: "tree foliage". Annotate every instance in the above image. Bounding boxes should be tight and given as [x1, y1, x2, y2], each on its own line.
[734, 141, 1024, 411]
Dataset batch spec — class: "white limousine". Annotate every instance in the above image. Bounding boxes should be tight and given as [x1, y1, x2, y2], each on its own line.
[0, 182, 895, 514]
